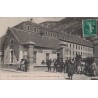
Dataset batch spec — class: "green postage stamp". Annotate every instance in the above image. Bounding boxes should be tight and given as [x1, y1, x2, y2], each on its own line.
[82, 19, 97, 37]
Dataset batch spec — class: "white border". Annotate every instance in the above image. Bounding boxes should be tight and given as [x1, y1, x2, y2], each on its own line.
[0, 1, 98, 98]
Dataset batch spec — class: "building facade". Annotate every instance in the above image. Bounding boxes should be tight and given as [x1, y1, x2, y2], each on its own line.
[0, 20, 93, 69]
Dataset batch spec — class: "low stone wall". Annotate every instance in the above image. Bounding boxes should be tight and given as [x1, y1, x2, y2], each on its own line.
[1, 64, 54, 72]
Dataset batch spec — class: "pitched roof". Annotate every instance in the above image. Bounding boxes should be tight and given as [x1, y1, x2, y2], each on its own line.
[62, 33, 93, 47]
[13, 20, 93, 48]
[14, 21, 46, 29]
[10, 28, 60, 49]
[14, 21, 93, 47]
[10, 27, 93, 48]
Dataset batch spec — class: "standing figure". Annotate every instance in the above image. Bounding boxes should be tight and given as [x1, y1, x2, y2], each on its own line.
[20, 59, 25, 71]
[59, 60, 64, 72]
[81, 61, 85, 74]
[71, 59, 75, 73]
[67, 60, 74, 80]
[91, 62, 96, 76]
[53, 59, 58, 72]
[24, 59, 29, 72]
[46, 59, 51, 72]
[84, 62, 89, 75]
[74, 60, 77, 73]
[77, 62, 81, 74]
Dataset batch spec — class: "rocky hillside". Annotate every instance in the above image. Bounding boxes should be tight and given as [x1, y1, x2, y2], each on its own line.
[40, 17, 98, 38]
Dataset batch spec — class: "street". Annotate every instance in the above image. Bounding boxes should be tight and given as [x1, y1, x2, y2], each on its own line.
[0, 69, 95, 80]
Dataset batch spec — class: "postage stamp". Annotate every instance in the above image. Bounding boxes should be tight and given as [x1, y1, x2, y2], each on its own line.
[82, 19, 97, 37]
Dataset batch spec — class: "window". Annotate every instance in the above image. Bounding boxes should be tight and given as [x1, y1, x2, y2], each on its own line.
[66, 51, 68, 55]
[74, 51, 76, 56]
[76, 45, 77, 49]
[34, 27, 37, 32]
[53, 33, 54, 37]
[48, 32, 50, 36]
[33, 51, 37, 63]
[78, 45, 80, 50]
[10, 39, 14, 45]
[70, 51, 71, 55]
[73, 44, 74, 48]
[76, 51, 77, 55]
[55, 34, 57, 38]
[73, 51, 74, 55]
[27, 25, 30, 30]
[46, 53, 50, 61]
[83, 46, 84, 51]
[81, 52, 82, 56]
[70, 44, 71, 48]
[81, 46, 82, 50]
[50, 32, 52, 37]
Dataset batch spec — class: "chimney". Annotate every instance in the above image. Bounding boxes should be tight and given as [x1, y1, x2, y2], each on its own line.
[30, 18, 33, 23]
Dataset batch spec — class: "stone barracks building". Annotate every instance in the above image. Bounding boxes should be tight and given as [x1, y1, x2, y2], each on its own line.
[0, 19, 93, 69]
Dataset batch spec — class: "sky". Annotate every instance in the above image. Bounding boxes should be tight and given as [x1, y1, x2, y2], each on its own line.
[0, 17, 64, 37]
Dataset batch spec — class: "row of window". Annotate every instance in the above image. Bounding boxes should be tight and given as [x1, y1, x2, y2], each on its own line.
[27, 25, 37, 32]
[68, 43, 93, 52]
[45, 31, 57, 38]
[66, 50, 93, 57]
[9, 38, 93, 55]
[27, 25, 58, 38]
[26, 25, 69, 40]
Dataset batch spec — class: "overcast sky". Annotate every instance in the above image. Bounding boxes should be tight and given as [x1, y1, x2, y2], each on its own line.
[0, 17, 64, 37]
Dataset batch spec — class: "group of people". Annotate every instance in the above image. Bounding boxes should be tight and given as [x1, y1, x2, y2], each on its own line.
[16, 59, 29, 72]
[46, 58, 97, 80]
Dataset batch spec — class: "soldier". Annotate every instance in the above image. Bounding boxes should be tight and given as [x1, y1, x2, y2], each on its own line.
[77, 61, 81, 74]
[81, 60, 85, 74]
[91, 62, 96, 76]
[67, 60, 74, 80]
[24, 59, 29, 72]
[59, 59, 64, 72]
[53, 59, 58, 72]
[46, 59, 51, 72]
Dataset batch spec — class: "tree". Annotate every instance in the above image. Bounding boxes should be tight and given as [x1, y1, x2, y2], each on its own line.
[75, 54, 82, 63]
[85, 57, 94, 65]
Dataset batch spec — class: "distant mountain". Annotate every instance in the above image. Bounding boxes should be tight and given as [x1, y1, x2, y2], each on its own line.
[40, 17, 98, 38]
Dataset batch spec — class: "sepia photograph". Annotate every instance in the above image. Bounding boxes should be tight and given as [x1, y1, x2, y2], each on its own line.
[0, 17, 98, 80]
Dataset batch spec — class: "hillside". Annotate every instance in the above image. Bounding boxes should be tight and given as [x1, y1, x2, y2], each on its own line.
[40, 17, 98, 38]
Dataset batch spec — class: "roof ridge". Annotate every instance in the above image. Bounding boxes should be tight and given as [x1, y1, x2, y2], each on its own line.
[9, 27, 20, 43]
[12, 27, 92, 44]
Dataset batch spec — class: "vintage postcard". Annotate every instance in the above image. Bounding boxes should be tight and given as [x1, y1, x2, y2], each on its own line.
[0, 17, 98, 80]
